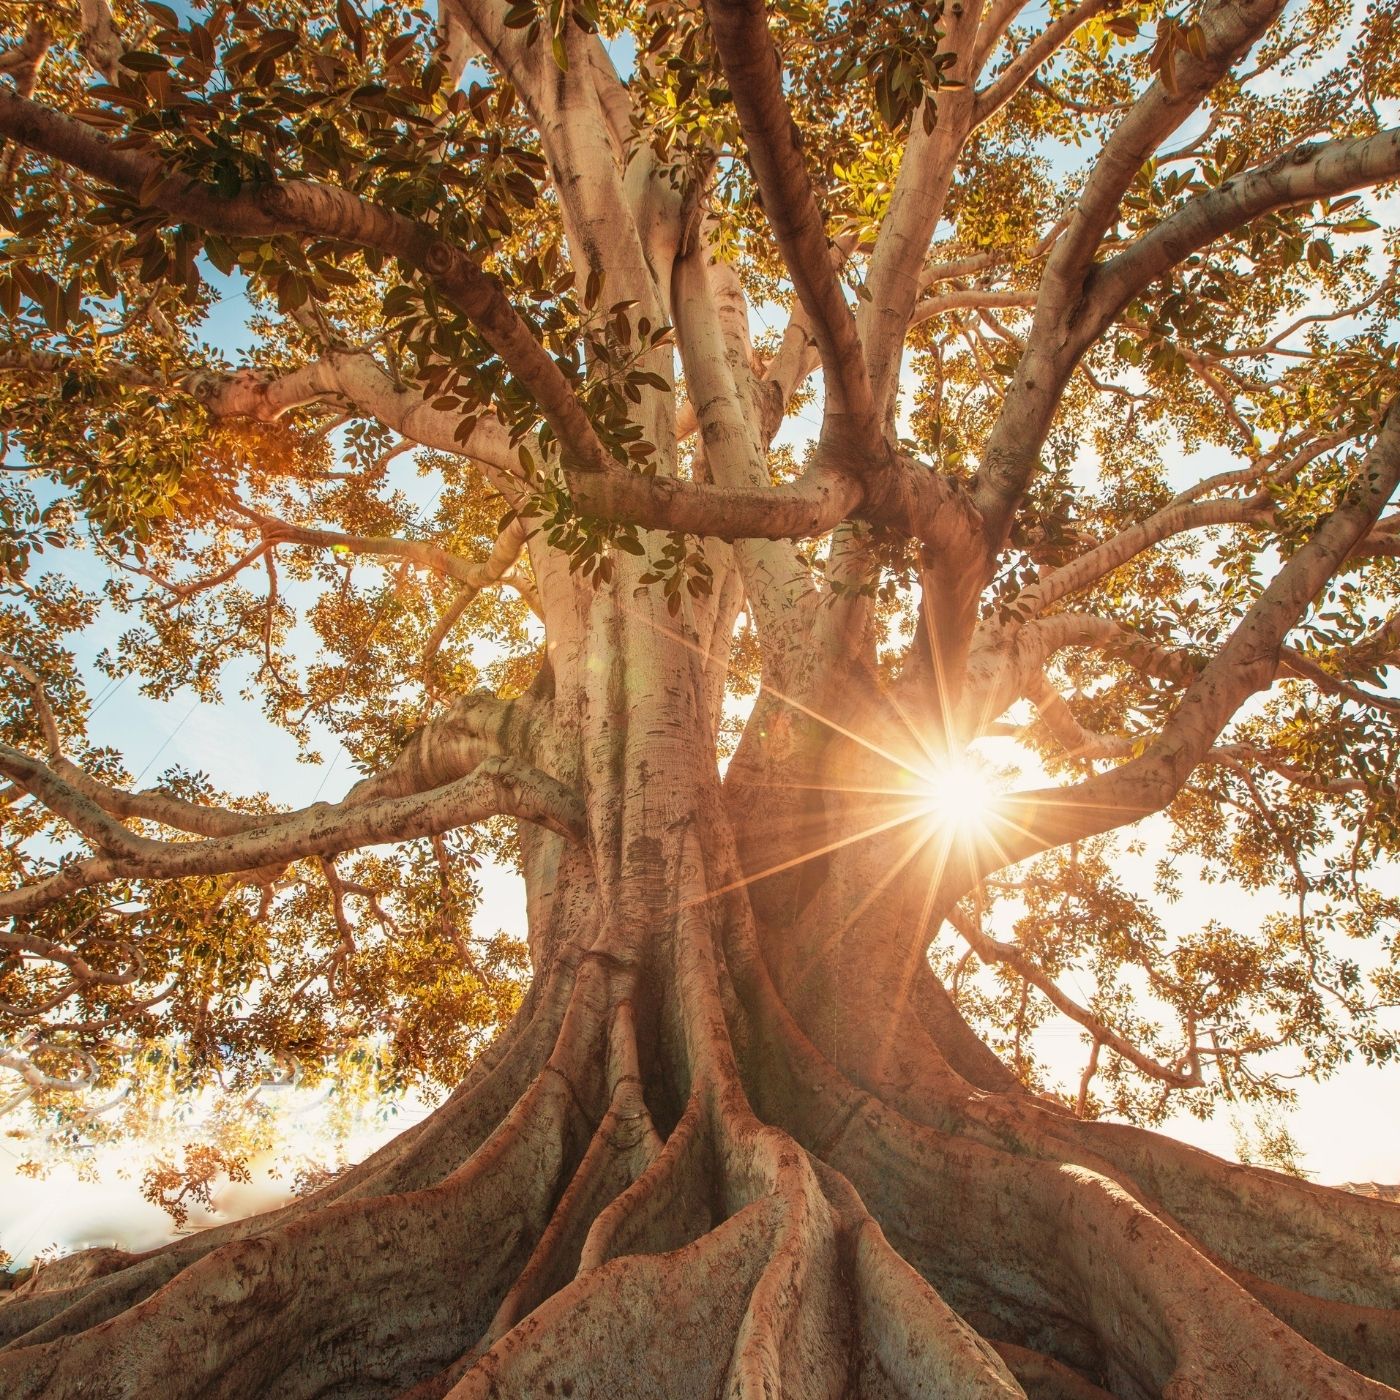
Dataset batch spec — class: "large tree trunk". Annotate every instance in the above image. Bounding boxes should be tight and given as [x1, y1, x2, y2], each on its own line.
[3, 11, 1400, 1387]
[2, 579, 1397, 1400]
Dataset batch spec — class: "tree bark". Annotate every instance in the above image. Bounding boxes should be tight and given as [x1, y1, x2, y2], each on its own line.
[2, 577, 1396, 1399]
[2, 4, 1398, 1393]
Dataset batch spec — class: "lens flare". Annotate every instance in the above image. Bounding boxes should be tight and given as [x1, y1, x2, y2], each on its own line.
[916, 754, 1002, 841]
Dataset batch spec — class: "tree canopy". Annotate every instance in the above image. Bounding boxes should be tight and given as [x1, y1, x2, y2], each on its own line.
[0, 0, 1394, 1388]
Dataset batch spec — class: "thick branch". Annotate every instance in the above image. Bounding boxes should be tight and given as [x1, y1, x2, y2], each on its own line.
[1018, 494, 1271, 617]
[1027, 675, 1139, 760]
[978, 406, 1400, 873]
[858, 1, 980, 420]
[972, 0, 1112, 127]
[0, 89, 894, 544]
[972, 0, 1289, 540]
[1043, 0, 1286, 297]
[1089, 127, 1400, 340]
[225, 502, 528, 597]
[0, 756, 583, 918]
[671, 245, 818, 638]
[701, 0, 878, 440]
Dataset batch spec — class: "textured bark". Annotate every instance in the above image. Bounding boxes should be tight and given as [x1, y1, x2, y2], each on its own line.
[3, 584, 1397, 1398]
[3, 1, 1398, 1392]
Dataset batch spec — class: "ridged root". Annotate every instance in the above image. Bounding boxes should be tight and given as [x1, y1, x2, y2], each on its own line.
[1, 879, 1396, 1400]
[731, 901, 1400, 1399]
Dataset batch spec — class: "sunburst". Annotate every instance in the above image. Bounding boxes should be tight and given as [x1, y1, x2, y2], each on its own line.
[913, 753, 1004, 845]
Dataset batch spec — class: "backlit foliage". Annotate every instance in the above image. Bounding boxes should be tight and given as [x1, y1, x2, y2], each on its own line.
[1, 0, 1399, 1205]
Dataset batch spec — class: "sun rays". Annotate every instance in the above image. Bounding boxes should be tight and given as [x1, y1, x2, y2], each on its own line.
[612, 593, 1043, 915]
[912, 753, 1005, 845]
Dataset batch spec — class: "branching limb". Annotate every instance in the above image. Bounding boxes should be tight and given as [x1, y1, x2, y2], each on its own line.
[0, 755, 584, 919]
[76, 0, 122, 81]
[1042, 0, 1287, 303]
[341, 690, 540, 806]
[1173, 430, 1353, 506]
[0, 349, 167, 393]
[958, 611, 1198, 736]
[223, 499, 529, 601]
[0, 348, 515, 482]
[1026, 675, 1139, 761]
[0, 19, 51, 101]
[1088, 127, 1400, 345]
[0, 923, 143, 992]
[909, 287, 1038, 331]
[977, 404, 1400, 873]
[972, 0, 1033, 74]
[1346, 509, 1400, 561]
[4, 655, 269, 838]
[972, 0, 1292, 541]
[0, 94, 994, 548]
[989, 427, 1363, 630]
[0, 1042, 97, 1097]
[137, 540, 276, 607]
[443, 0, 653, 306]
[671, 244, 818, 640]
[701, 0, 878, 441]
[857, 0, 981, 420]
[1217, 280, 1393, 361]
[423, 518, 535, 667]
[972, 0, 1113, 128]
[0, 87, 613, 467]
[1278, 648, 1400, 716]
[1207, 743, 1369, 796]
[946, 904, 1203, 1087]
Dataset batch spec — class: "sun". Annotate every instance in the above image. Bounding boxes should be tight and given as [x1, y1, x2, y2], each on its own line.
[914, 754, 1003, 842]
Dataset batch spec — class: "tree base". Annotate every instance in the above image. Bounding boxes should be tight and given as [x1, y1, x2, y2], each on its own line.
[2, 918, 1397, 1400]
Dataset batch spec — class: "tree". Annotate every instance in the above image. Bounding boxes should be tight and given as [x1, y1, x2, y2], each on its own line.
[0, 0, 1399, 1391]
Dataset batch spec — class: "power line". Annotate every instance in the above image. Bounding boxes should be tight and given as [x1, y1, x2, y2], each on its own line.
[132, 698, 200, 785]
[86, 673, 127, 719]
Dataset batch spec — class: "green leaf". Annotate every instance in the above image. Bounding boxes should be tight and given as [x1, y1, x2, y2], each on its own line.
[119, 51, 171, 73]
[336, 0, 367, 60]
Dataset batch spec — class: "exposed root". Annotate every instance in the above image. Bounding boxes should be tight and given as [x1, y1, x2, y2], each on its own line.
[825, 1096, 1397, 1399]
[484, 1001, 662, 1341]
[578, 1086, 711, 1267]
[1236, 1271, 1400, 1387]
[823, 1167, 1025, 1399]
[3, 1248, 135, 1300]
[0, 1064, 584, 1398]
[783, 923, 1400, 1359]
[0, 948, 626, 1399]
[991, 1341, 1117, 1400]
[1075, 1119, 1400, 1310]
[444, 1199, 784, 1399]
[723, 1128, 849, 1397]
[3, 855, 1395, 1400]
[402, 1076, 659, 1400]
[0, 953, 581, 1350]
[1047, 1161, 1393, 1399]
[726, 928, 1400, 1397]
[910, 960, 1026, 1096]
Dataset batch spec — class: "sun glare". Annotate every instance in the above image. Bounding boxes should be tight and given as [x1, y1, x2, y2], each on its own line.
[916, 755, 1002, 841]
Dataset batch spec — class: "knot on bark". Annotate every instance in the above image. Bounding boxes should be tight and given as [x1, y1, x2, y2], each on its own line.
[423, 240, 457, 277]
[256, 182, 290, 220]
